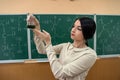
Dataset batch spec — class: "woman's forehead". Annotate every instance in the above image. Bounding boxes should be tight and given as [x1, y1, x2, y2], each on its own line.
[74, 20, 81, 26]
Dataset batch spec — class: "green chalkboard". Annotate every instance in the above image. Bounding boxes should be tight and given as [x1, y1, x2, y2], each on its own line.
[0, 14, 120, 60]
[0, 14, 94, 60]
[0, 15, 28, 60]
[96, 15, 120, 55]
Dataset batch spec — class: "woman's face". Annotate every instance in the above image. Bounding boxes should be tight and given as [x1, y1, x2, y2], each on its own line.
[71, 20, 84, 41]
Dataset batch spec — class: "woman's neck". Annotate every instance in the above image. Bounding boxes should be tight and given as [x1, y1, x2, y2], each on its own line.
[73, 40, 87, 48]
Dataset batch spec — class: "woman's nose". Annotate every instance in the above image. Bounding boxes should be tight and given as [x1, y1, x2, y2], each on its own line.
[72, 27, 76, 32]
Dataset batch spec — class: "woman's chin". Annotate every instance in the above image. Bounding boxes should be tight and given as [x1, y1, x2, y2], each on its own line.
[71, 36, 74, 40]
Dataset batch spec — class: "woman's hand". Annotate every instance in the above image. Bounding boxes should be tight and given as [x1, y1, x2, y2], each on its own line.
[26, 13, 40, 30]
[33, 29, 51, 45]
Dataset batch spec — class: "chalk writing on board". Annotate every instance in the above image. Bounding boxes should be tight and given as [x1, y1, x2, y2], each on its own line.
[97, 15, 120, 55]
[0, 15, 28, 60]
[0, 14, 93, 60]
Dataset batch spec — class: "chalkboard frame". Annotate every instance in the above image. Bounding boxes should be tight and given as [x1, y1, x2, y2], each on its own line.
[0, 14, 120, 63]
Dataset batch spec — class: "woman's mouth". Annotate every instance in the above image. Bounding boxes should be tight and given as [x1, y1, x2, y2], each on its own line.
[71, 33, 75, 36]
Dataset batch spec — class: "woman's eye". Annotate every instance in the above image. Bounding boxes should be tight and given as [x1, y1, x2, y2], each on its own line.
[72, 25, 82, 31]
[78, 27, 82, 31]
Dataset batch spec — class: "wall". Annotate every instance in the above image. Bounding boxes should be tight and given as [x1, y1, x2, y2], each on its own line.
[0, 0, 120, 80]
[86, 57, 120, 80]
[0, 62, 55, 80]
[0, 0, 120, 14]
[0, 57, 120, 80]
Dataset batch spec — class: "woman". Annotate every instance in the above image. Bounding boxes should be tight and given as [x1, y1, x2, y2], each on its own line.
[27, 14, 97, 80]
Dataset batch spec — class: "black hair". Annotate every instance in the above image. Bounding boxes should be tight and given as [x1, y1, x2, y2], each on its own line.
[73, 17, 96, 46]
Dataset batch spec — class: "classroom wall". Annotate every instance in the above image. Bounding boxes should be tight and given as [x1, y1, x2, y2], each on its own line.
[0, 57, 120, 80]
[0, 0, 120, 80]
[0, 0, 120, 14]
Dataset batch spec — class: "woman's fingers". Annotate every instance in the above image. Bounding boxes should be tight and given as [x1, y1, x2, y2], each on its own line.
[42, 30, 51, 45]
[33, 29, 44, 38]
[26, 13, 40, 29]
[42, 30, 49, 35]
[33, 29, 51, 45]
[31, 15, 40, 26]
